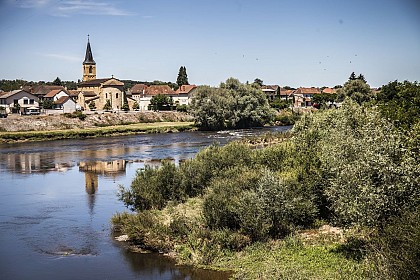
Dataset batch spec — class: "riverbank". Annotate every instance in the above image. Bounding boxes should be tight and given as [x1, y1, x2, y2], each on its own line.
[0, 121, 195, 143]
[0, 111, 195, 143]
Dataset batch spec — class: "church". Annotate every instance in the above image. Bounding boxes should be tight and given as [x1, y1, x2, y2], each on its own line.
[76, 37, 125, 111]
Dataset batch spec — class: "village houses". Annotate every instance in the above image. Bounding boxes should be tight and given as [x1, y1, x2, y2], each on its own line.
[0, 37, 343, 116]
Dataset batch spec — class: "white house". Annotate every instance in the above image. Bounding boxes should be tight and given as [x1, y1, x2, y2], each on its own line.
[0, 90, 39, 114]
[43, 89, 77, 113]
[54, 96, 77, 113]
[175, 85, 197, 106]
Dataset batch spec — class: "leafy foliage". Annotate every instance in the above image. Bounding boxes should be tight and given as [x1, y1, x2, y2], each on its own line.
[149, 94, 173, 111]
[103, 99, 112, 111]
[337, 78, 374, 104]
[176, 66, 189, 86]
[88, 101, 96, 110]
[189, 78, 275, 130]
[270, 97, 291, 110]
[292, 100, 419, 227]
[132, 101, 139, 110]
[376, 80, 420, 130]
[368, 206, 420, 280]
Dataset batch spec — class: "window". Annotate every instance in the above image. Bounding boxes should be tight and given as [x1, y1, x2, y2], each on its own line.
[89, 66, 93, 74]
[13, 99, 18, 105]
[116, 93, 118, 99]
[106, 93, 108, 99]
[30, 99, 34, 104]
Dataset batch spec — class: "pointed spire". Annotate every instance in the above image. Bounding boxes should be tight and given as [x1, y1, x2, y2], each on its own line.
[83, 35, 95, 65]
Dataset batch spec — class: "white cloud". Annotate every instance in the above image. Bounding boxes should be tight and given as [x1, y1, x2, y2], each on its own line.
[14, 0, 133, 17]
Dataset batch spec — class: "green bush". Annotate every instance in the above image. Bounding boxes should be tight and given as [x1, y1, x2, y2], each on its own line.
[118, 161, 184, 211]
[292, 100, 420, 227]
[64, 111, 87, 120]
[368, 206, 420, 279]
[189, 78, 275, 130]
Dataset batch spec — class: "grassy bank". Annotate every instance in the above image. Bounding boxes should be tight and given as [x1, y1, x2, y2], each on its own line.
[112, 196, 367, 280]
[0, 121, 195, 143]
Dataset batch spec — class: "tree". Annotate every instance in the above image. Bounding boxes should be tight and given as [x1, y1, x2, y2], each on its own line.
[176, 66, 189, 86]
[132, 101, 139, 111]
[52, 77, 62, 86]
[103, 99, 112, 111]
[122, 101, 129, 111]
[376, 80, 420, 130]
[349, 72, 357, 80]
[189, 78, 275, 130]
[41, 99, 54, 109]
[149, 94, 173, 111]
[312, 93, 337, 108]
[357, 74, 366, 83]
[89, 101, 96, 110]
[337, 78, 373, 104]
[253, 78, 263, 87]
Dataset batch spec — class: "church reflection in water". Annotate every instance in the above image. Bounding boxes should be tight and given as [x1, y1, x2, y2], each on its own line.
[78, 160, 127, 194]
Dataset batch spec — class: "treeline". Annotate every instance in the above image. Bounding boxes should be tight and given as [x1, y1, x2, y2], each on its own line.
[113, 77, 419, 278]
[0, 78, 78, 91]
[0, 78, 179, 92]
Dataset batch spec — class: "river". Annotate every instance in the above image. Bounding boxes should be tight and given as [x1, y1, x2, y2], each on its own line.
[0, 126, 290, 280]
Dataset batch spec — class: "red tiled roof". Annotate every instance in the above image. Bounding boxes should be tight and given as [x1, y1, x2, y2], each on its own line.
[261, 85, 280, 91]
[280, 89, 295, 96]
[54, 96, 70, 105]
[32, 85, 64, 95]
[295, 87, 321, 94]
[68, 90, 79, 97]
[176, 84, 197, 94]
[44, 89, 65, 98]
[321, 88, 337, 94]
[131, 84, 148, 94]
[145, 85, 175, 95]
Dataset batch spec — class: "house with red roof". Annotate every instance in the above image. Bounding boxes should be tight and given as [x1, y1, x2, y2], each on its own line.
[261, 85, 280, 101]
[128, 84, 196, 111]
[292, 87, 321, 107]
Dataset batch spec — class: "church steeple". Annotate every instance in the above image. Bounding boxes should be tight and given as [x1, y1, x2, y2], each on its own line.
[82, 35, 96, 81]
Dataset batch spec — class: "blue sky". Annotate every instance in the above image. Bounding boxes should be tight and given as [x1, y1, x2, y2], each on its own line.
[0, 0, 419, 88]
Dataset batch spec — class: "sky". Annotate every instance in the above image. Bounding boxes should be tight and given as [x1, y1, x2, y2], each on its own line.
[0, 0, 419, 88]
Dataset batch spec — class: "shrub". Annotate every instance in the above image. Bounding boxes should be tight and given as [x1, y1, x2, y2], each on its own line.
[367, 206, 420, 279]
[64, 111, 86, 120]
[118, 161, 184, 211]
[292, 100, 420, 227]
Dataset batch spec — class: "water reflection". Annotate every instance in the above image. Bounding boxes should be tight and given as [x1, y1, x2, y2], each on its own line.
[1, 152, 74, 174]
[0, 127, 291, 280]
[79, 160, 127, 194]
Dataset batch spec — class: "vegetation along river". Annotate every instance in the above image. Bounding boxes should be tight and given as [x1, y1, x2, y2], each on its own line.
[0, 126, 290, 280]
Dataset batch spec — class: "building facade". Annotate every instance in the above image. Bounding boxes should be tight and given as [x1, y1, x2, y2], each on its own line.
[76, 38, 125, 111]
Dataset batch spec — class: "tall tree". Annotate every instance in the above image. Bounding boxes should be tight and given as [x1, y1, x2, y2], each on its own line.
[254, 78, 263, 87]
[357, 74, 367, 83]
[52, 77, 62, 86]
[176, 66, 189, 86]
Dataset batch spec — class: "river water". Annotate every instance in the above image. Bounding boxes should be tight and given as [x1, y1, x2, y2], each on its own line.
[0, 126, 290, 280]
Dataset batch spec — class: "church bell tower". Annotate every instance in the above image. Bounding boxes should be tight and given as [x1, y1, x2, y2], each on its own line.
[82, 35, 96, 81]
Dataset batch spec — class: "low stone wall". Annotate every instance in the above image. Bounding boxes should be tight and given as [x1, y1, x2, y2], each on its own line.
[0, 111, 193, 132]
